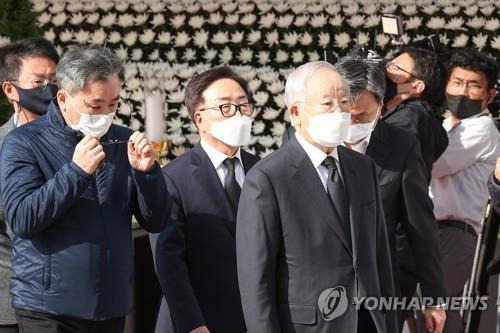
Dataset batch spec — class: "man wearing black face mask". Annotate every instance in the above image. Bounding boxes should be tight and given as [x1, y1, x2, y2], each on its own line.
[430, 48, 499, 333]
[0, 37, 58, 333]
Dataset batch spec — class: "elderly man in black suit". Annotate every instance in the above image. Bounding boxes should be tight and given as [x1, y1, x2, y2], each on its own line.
[151, 67, 259, 333]
[237, 61, 398, 333]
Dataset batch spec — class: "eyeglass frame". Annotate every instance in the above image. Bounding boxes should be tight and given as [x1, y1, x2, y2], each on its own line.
[385, 61, 421, 81]
[198, 102, 254, 118]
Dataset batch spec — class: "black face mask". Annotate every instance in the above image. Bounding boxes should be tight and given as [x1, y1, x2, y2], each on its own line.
[445, 93, 483, 119]
[12, 83, 59, 116]
[383, 77, 399, 105]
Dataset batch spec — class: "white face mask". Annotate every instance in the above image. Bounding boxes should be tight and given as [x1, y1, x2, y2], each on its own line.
[203, 114, 253, 147]
[344, 107, 381, 145]
[65, 94, 115, 138]
[306, 111, 351, 148]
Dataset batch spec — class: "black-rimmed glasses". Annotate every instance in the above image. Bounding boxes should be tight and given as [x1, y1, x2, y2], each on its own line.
[199, 103, 254, 118]
[385, 62, 421, 80]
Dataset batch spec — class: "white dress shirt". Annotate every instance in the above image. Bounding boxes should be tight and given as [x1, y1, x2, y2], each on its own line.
[349, 131, 373, 155]
[200, 139, 245, 188]
[295, 132, 342, 192]
[430, 111, 500, 233]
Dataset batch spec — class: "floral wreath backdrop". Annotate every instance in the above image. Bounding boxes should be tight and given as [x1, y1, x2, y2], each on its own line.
[7, 0, 499, 160]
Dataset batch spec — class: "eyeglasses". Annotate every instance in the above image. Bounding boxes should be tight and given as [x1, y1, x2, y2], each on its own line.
[447, 79, 486, 98]
[199, 103, 254, 118]
[297, 98, 353, 114]
[385, 62, 421, 80]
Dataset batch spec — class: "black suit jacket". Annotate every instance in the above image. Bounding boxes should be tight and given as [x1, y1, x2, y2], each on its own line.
[151, 143, 259, 333]
[367, 121, 445, 302]
[236, 136, 397, 333]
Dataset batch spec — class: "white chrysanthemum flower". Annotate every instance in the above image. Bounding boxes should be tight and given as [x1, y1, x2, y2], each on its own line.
[166, 50, 177, 62]
[33, 1, 48, 12]
[252, 121, 266, 135]
[167, 3, 183, 14]
[86, 13, 99, 25]
[466, 17, 486, 29]
[209, 13, 224, 25]
[123, 32, 138, 47]
[401, 34, 412, 45]
[67, 3, 83, 13]
[426, 17, 446, 30]
[402, 5, 418, 16]
[0, 36, 11, 47]
[357, 32, 370, 45]
[60, 29, 74, 43]
[174, 32, 191, 47]
[193, 30, 209, 48]
[241, 14, 257, 26]
[171, 15, 186, 29]
[135, 14, 148, 26]
[219, 47, 233, 64]
[117, 14, 135, 28]
[49, 2, 65, 14]
[186, 3, 200, 14]
[259, 70, 279, 84]
[310, 14, 327, 28]
[118, 102, 132, 117]
[97, 2, 113, 11]
[186, 133, 200, 146]
[257, 51, 271, 65]
[364, 15, 380, 28]
[151, 14, 165, 28]
[187, 15, 204, 29]
[267, 81, 285, 94]
[376, 34, 390, 48]
[54, 45, 63, 56]
[249, 79, 262, 92]
[232, 31, 245, 44]
[294, 15, 309, 27]
[150, 2, 166, 13]
[145, 78, 160, 91]
[130, 89, 144, 104]
[446, 17, 464, 30]
[222, 2, 237, 13]
[163, 78, 180, 92]
[99, 13, 116, 28]
[140, 30, 156, 45]
[275, 50, 289, 63]
[247, 31, 261, 45]
[347, 15, 365, 28]
[439, 33, 450, 46]
[300, 32, 313, 46]
[167, 90, 185, 104]
[157, 32, 172, 45]
[363, 4, 378, 15]
[481, 5, 495, 16]
[271, 122, 287, 137]
[309, 4, 324, 14]
[108, 31, 122, 44]
[274, 3, 289, 13]
[420, 5, 438, 15]
[451, 33, 469, 48]
[274, 93, 286, 109]
[237, 49, 253, 63]
[334, 32, 351, 49]
[69, 13, 85, 26]
[343, 4, 360, 16]
[258, 136, 275, 148]
[265, 30, 280, 46]
[490, 35, 500, 50]
[308, 51, 320, 62]
[291, 3, 307, 14]
[259, 13, 276, 29]
[212, 31, 229, 44]
[443, 6, 460, 16]
[262, 107, 280, 120]
[129, 118, 143, 132]
[257, 2, 272, 13]
[126, 77, 141, 91]
[239, 3, 255, 14]
[43, 28, 56, 43]
[318, 32, 331, 47]
[225, 14, 239, 25]
[259, 148, 275, 159]
[413, 34, 426, 42]
[325, 4, 341, 15]
[115, 1, 129, 13]
[329, 15, 344, 27]
[276, 14, 294, 28]
[282, 32, 299, 47]
[485, 18, 500, 32]
[381, 4, 397, 14]
[171, 146, 186, 158]
[292, 51, 304, 63]
[405, 17, 422, 30]
[148, 50, 160, 62]
[37, 13, 51, 27]
[472, 33, 488, 51]
[83, 2, 98, 12]
[203, 49, 217, 61]
[132, 2, 147, 13]
[91, 29, 106, 45]
[464, 6, 478, 16]
[254, 91, 270, 106]
[131, 48, 143, 61]
[202, 2, 219, 13]
[52, 12, 67, 27]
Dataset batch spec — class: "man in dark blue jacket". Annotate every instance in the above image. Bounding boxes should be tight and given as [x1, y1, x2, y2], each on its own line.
[0, 45, 169, 333]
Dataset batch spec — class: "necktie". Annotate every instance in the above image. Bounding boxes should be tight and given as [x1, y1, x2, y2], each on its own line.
[223, 157, 241, 212]
[321, 156, 351, 244]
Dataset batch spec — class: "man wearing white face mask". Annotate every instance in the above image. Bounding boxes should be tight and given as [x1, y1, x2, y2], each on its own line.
[236, 61, 397, 333]
[0, 46, 169, 332]
[338, 56, 446, 333]
[150, 67, 259, 333]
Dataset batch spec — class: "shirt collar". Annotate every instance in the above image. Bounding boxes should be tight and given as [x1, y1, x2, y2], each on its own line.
[295, 132, 339, 169]
[200, 139, 242, 169]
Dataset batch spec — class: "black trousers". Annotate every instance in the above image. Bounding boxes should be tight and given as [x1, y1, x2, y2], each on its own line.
[15, 309, 124, 333]
[357, 308, 377, 333]
[0, 324, 19, 333]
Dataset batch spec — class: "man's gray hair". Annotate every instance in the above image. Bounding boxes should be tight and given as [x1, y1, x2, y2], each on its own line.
[334, 56, 386, 102]
[284, 61, 350, 108]
[56, 45, 124, 95]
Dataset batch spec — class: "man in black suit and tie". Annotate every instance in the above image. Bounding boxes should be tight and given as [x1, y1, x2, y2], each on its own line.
[336, 56, 446, 333]
[151, 67, 259, 333]
[237, 61, 398, 333]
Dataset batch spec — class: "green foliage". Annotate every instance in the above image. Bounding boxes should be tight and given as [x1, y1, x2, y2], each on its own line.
[0, 0, 40, 125]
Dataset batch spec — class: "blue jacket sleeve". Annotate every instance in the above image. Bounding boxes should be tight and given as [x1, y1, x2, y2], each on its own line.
[0, 135, 92, 239]
[131, 162, 170, 233]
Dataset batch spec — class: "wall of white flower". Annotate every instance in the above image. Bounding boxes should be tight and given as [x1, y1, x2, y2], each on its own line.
[29, 0, 500, 160]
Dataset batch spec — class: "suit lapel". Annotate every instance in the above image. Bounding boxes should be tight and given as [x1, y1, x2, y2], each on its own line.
[191, 143, 237, 237]
[366, 122, 391, 179]
[287, 137, 353, 256]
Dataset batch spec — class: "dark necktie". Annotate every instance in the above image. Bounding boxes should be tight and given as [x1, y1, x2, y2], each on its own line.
[223, 157, 241, 212]
[322, 156, 351, 244]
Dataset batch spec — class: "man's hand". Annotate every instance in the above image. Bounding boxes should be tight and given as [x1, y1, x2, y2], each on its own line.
[72, 135, 105, 174]
[190, 326, 210, 333]
[494, 157, 500, 182]
[128, 131, 155, 172]
[424, 307, 446, 333]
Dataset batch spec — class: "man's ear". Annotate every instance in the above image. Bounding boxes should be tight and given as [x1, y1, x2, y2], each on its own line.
[486, 88, 497, 106]
[412, 80, 426, 95]
[57, 90, 67, 111]
[2, 81, 18, 104]
[289, 104, 300, 127]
